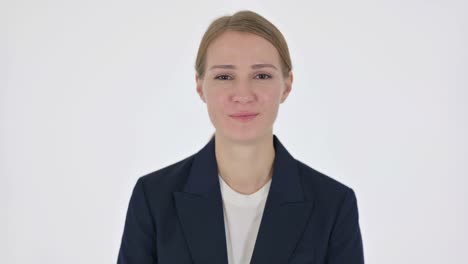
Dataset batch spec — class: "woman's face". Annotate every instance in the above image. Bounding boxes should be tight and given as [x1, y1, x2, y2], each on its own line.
[196, 31, 293, 143]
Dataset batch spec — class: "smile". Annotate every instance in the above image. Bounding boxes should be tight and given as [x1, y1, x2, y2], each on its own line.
[229, 113, 259, 122]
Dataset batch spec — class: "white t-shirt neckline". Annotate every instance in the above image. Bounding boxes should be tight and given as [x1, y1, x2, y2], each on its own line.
[218, 174, 272, 208]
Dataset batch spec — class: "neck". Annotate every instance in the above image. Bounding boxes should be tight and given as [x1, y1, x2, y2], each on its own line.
[215, 132, 275, 195]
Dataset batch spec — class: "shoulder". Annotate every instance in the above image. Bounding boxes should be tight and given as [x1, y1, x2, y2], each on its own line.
[295, 159, 356, 206]
[136, 154, 196, 199]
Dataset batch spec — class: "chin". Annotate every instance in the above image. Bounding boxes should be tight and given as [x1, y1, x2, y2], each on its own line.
[217, 128, 270, 144]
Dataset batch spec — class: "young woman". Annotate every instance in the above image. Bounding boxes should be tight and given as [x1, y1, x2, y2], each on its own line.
[118, 10, 364, 264]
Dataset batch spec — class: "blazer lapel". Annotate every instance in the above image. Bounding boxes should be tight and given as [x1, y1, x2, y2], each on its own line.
[249, 135, 315, 263]
[173, 136, 228, 263]
[173, 135, 315, 264]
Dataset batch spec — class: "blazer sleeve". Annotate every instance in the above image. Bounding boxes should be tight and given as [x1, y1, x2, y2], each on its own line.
[326, 188, 365, 264]
[117, 177, 158, 264]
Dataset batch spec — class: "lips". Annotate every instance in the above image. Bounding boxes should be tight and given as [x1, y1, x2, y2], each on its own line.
[229, 112, 259, 122]
[229, 112, 259, 117]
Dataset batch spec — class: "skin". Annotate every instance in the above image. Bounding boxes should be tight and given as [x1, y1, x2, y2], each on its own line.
[196, 30, 293, 195]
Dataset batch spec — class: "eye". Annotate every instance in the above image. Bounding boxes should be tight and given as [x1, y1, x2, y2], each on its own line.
[255, 73, 272, 80]
[214, 75, 232, 80]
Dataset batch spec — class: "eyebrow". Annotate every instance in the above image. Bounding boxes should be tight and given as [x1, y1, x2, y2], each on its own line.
[208, 64, 278, 71]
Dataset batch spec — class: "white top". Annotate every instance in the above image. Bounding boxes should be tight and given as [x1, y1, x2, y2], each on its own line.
[219, 174, 272, 264]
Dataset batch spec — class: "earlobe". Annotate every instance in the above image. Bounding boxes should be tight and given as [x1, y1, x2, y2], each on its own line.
[280, 71, 293, 103]
[196, 86, 205, 103]
[195, 74, 206, 103]
[280, 89, 289, 104]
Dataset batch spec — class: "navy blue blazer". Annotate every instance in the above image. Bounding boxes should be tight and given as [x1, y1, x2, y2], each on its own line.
[117, 135, 364, 264]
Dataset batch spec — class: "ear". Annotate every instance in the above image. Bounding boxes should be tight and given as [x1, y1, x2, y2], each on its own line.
[195, 74, 206, 103]
[280, 71, 293, 104]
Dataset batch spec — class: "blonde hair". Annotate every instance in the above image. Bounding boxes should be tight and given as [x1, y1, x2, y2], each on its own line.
[195, 10, 292, 79]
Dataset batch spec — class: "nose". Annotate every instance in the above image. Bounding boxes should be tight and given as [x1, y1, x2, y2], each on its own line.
[231, 80, 256, 104]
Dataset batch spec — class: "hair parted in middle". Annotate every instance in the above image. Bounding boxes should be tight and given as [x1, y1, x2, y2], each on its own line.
[195, 10, 293, 80]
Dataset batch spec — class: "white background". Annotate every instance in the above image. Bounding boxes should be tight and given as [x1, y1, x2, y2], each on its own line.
[3, 0, 467, 263]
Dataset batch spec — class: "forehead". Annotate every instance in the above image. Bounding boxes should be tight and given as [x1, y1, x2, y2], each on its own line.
[205, 31, 281, 66]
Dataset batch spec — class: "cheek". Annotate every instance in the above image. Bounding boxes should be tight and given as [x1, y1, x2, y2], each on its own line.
[205, 93, 227, 121]
[206, 92, 226, 110]
[261, 89, 282, 109]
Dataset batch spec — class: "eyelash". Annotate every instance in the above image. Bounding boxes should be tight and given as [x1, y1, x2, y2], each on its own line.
[214, 73, 272, 80]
